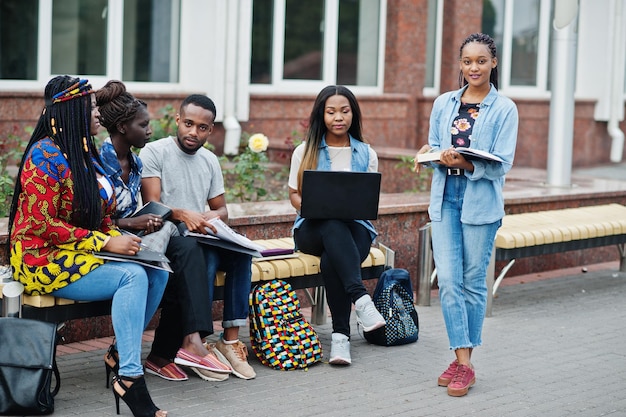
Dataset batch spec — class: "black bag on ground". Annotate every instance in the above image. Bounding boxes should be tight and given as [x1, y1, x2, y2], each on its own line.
[364, 268, 419, 346]
[0, 317, 60, 415]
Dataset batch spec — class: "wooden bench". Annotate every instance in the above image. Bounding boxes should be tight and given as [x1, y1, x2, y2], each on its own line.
[0, 238, 391, 326]
[485, 203, 626, 315]
[419, 204, 626, 316]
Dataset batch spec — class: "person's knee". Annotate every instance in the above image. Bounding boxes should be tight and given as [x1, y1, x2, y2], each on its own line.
[150, 270, 169, 288]
[117, 263, 150, 290]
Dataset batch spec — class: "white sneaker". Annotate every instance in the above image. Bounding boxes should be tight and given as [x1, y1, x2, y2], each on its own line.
[329, 333, 351, 365]
[355, 294, 386, 332]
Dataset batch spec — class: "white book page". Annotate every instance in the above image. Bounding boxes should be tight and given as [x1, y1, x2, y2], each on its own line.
[207, 218, 266, 252]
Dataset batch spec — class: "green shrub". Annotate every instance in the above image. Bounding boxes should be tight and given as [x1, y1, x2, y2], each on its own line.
[0, 127, 28, 218]
[150, 104, 177, 141]
[395, 155, 432, 193]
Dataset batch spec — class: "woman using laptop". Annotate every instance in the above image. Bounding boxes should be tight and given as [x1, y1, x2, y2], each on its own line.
[287, 85, 386, 365]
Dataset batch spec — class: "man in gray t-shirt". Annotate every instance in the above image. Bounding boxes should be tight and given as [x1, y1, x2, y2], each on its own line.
[139, 94, 256, 381]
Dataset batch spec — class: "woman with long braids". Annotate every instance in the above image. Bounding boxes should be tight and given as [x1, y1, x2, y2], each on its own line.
[8, 75, 168, 416]
[287, 85, 386, 366]
[414, 33, 518, 397]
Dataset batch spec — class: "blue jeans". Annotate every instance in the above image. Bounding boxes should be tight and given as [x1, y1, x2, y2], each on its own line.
[52, 262, 168, 376]
[430, 175, 500, 350]
[203, 246, 252, 329]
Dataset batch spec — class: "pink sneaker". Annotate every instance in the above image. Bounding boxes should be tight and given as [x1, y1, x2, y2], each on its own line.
[447, 364, 476, 397]
[174, 348, 231, 373]
[437, 360, 458, 386]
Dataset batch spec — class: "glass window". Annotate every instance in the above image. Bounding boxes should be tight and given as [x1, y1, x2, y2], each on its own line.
[283, 0, 324, 80]
[337, 0, 379, 86]
[424, 0, 440, 90]
[510, 0, 540, 86]
[122, 0, 180, 82]
[482, 0, 551, 93]
[51, 0, 108, 76]
[0, 1, 39, 80]
[250, 0, 274, 84]
[250, 0, 385, 91]
[484, 0, 505, 86]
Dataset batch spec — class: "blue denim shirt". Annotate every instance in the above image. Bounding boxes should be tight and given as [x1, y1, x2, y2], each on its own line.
[427, 85, 518, 225]
[99, 138, 143, 219]
[292, 135, 378, 241]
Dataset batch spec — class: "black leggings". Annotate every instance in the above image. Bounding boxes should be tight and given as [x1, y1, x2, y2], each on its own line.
[294, 219, 372, 336]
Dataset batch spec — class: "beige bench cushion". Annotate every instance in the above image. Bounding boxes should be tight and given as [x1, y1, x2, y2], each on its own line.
[495, 203, 626, 249]
[5, 237, 386, 308]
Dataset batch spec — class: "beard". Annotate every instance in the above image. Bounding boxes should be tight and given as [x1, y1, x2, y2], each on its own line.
[176, 134, 203, 154]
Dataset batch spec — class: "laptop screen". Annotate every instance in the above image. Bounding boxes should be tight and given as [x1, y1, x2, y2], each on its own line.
[300, 170, 381, 220]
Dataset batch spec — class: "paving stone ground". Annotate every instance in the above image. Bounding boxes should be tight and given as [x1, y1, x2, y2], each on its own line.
[53, 266, 626, 417]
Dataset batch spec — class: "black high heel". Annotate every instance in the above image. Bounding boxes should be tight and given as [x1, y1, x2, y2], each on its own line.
[111, 375, 164, 417]
[104, 343, 119, 388]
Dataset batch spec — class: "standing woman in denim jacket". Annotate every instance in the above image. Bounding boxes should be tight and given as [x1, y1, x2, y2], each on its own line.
[414, 33, 518, 397]
[288, 85, 386, 366]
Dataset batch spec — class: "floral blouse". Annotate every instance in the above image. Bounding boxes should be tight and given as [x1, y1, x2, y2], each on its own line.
[451, 102, 480, 148]
[10, 137, 121, 295]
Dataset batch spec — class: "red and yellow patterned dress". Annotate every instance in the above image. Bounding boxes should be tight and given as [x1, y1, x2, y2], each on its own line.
[10, 137, 121, 295]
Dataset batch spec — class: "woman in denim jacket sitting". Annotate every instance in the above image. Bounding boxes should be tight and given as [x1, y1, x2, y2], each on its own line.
[288, 85, 386, 366]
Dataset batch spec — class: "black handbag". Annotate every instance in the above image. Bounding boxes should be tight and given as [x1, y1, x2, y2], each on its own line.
[0, 317, 61, 415]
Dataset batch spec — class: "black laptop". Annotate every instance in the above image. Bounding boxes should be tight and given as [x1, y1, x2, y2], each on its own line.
[300, 170, 382, 220]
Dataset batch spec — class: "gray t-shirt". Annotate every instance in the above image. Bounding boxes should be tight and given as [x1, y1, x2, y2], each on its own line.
[140, 136, 225, 213]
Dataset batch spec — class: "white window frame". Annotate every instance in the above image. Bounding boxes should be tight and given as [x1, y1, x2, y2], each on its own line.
[498, 0, 552, 99]
[0, 0, 185, 93]
[422, 0, 444, 97]
[249, 0, 387, 96]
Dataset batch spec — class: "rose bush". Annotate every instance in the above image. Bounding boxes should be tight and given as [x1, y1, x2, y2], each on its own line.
[221, 133, 271, 203]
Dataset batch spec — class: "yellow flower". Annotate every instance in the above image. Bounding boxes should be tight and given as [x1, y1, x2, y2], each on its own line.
[248, 133, 269, 153]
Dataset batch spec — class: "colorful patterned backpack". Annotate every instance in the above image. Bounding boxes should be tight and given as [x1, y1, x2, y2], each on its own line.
[364, 268, 419, 346]
[249, 279, 323, 370]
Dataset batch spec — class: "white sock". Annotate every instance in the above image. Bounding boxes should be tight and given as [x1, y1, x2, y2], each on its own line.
[222, 338, 238, 345]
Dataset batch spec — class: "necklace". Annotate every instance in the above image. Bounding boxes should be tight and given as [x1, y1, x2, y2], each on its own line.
[328, 140, 350, 161]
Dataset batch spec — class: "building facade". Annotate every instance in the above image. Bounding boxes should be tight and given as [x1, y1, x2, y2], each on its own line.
[1, 0, 625, 170]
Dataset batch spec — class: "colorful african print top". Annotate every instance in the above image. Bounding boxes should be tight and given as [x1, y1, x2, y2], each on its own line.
[10, 137, 121, 295]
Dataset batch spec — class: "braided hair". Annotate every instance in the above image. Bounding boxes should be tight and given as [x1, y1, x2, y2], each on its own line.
[458, 33, 499, 90]
[96, 80, 146, 134]
[8, 75, 103, 235]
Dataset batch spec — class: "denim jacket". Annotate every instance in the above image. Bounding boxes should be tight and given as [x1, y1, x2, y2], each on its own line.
[292, 135, 378, 241]
[100, 138, 143, 219]
[428, 84, 518, 225]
